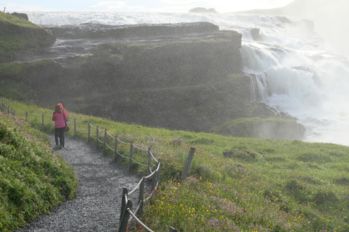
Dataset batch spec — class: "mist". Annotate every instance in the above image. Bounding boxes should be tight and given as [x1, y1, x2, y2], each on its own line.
[240, 0, 349, 145]
[279, 0, 349, 56]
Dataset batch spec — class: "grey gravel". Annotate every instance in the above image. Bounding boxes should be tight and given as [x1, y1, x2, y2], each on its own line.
[17, 138, 139, 232]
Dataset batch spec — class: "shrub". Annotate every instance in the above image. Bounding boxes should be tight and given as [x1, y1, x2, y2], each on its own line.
[284, 180, 310, 203]
[223, 149, 260, 162]
[0, 116, 76, 231]
[335, 177, 349, 186]
[297, 153, 332, 163]
[312, 191, 338, 207]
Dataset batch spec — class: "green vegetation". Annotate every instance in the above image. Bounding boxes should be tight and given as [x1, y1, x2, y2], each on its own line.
[3, 98, 349, 231]
[0, 12, 55, 62]
[0, 12, 38, 29]
[0, 61, 58, 101]
[0, 112, 77, 232]
[0, 36, 34, 54]
[214, 117, 305, 140]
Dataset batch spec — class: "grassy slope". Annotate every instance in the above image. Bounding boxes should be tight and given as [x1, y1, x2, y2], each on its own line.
[0, 12, 37, 29]
[4, 98, 349, 231]
[0, 113, 77, 232]
[0, 12, 37, 52]
[0, 61, 50, 101]
[0, 12, 54, 61]
[213, 117, 305, 139]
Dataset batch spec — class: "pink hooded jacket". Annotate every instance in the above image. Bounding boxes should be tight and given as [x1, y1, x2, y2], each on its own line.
[52, 103, 68, 129]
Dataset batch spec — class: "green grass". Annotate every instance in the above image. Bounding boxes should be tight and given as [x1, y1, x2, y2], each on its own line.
[214, 117, 305, 140]
[0, 62, 44, 101]
[0, 112, 77, 232]
[0, 12, 55, 62]
[0, 36, 33, 53]
[0, 12, 38, 29]
[2, 98, 349, 231]
[0, 12, 38, 52]
[0, 62, 25, 75]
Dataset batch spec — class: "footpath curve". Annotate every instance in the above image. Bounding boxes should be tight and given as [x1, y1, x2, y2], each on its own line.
[18, 137, 139, 232]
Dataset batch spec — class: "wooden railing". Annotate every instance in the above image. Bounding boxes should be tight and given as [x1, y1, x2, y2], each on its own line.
[0, 100, 165, 232]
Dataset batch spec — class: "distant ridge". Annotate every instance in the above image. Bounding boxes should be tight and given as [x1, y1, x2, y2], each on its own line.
[189, 7, 217, 13]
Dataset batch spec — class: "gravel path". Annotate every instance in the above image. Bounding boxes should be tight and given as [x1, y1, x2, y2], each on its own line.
[18, 138, 139, 232]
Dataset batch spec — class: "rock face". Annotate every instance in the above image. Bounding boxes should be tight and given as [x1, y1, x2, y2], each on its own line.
[49, 22, 220, 39]
[0, 21, 304, 139]
[250, 28, 260, 40]
[189, 8, 217, 13]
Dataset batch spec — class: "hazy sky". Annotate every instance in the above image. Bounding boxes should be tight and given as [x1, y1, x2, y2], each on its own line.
[2, 0, 294, 12]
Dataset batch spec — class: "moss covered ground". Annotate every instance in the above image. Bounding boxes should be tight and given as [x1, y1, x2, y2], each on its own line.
[0, 112, 77, 232]
[3, 98, 349, 231]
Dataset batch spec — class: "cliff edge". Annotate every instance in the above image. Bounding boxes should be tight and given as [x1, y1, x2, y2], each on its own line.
[0, 12, 55, 62]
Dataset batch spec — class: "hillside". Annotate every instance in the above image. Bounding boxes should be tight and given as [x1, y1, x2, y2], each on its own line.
[4, 98, 349, 231]
[0, 112, 76, 232]
[0, 19, 303, 140]
[0, 12, 55, 62]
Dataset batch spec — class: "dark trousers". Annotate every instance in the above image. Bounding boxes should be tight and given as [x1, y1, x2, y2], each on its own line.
[55, 128, 65, 147]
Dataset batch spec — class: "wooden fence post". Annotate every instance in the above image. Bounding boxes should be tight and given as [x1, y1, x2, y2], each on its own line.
[119, 188, 128, 223]
[147, 147, 152, 172]
[153, 167, 160, 189]
[114, 136, 119, 160]
[118, 200, 132, 232]
[41, 112, 45, 127]
[73, 118, 77, 136]
[96, 126, 99, 147]
[138, 178, 145, 216]
[118, 188, 132, 232]
[169, 227, 178, 232]
[181, 147, 196, 180]
[104, 128, 107, 150]
[25, 112, 28, 122]
[128, 143, 134, 171]
[87, 123, 91, 143]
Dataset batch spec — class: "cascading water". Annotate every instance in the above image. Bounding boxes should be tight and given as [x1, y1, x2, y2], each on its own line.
[236, 15, 349, 145]
[28, 12, 349, 145]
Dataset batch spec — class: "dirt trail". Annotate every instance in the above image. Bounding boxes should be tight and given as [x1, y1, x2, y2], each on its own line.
[18, 138, 139, 232]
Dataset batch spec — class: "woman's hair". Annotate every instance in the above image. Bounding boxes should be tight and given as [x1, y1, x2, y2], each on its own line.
[55, 103, 63, 112]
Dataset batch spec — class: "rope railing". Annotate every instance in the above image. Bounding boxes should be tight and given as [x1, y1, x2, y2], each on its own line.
[0, 100, 167, 232]
[127, 208, 154, 232]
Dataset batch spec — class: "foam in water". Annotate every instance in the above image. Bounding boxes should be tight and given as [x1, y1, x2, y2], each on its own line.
[238, 15, 349, 145]
[27, 12, 349, 145]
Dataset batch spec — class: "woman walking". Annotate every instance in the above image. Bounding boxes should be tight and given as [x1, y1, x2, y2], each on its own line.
[52, 103, 68, 149]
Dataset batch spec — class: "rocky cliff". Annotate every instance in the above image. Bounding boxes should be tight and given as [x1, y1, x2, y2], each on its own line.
[48, 22, 221, 39]
[0, 21, 304, 139]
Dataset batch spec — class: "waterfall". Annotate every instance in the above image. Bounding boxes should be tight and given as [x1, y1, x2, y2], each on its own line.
[28, 11, 349, 145]
[237, 15, 349, 145]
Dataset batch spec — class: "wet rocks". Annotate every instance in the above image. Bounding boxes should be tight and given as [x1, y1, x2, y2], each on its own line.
[250, 28, 260, 40]
[48, 22, 221, 39]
